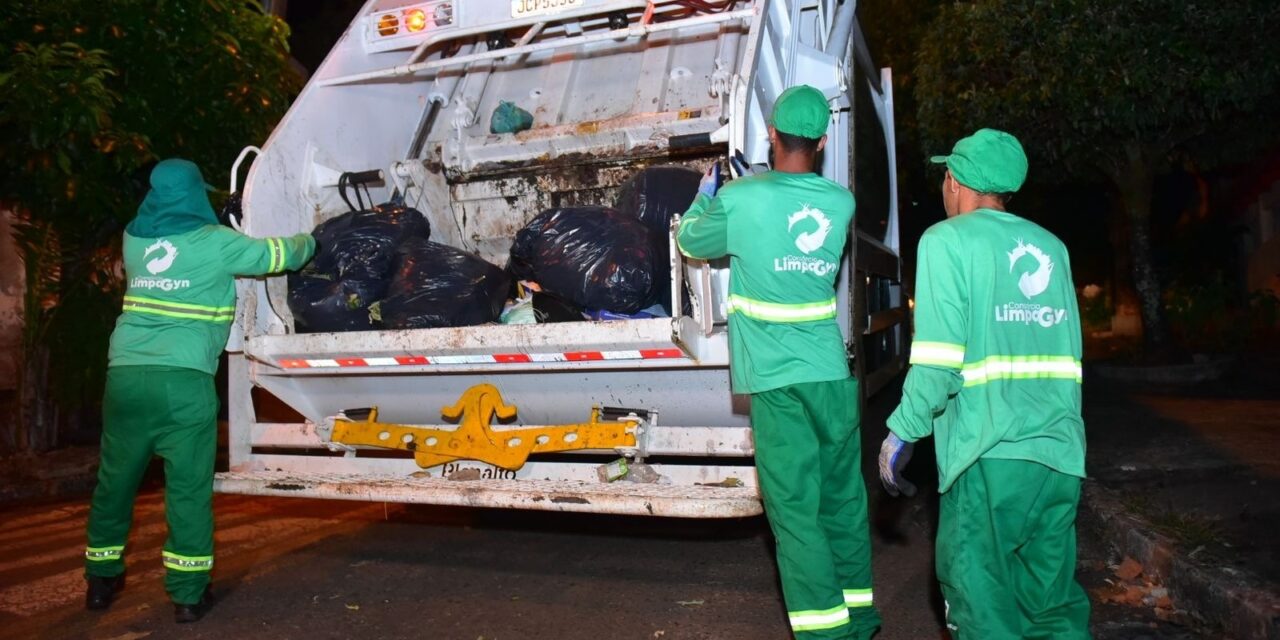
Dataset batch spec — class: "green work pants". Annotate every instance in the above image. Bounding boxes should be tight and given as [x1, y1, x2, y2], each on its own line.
[937, 458, 1091, 639]
[85, 365, 217, 605]
[751, 377, 881, 639]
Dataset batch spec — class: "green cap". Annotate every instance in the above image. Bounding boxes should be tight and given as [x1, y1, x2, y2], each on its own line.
[770, 85, 830, 139]
[930, 128, 1028, 193]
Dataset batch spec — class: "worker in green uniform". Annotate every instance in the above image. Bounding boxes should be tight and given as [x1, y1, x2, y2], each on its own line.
[678, 85, 881, 640]
[84, 158, 314, 623]
[879, 129, 1090, 639]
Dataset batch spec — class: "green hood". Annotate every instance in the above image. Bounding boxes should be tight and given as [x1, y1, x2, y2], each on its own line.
[127, 158, 218, 238]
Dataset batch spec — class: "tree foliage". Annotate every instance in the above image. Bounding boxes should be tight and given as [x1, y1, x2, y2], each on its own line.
[0, 0, 302, 450]
[914, 0, 1280, 354]
[916, 0, 1280, 180]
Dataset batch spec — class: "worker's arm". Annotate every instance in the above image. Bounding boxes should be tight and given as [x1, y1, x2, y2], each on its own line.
[215, 227, 316, 277]
[676, 192, 730, 260]
[886, 226, 967, 443]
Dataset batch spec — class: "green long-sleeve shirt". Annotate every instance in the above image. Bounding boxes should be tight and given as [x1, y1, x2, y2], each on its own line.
[887, 209, 1086, 492]
[108, 225, 315, 375]
[677, 171, 854, 394]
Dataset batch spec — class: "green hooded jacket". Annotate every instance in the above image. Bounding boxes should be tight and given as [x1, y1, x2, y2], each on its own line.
[108, 159, 315, 374]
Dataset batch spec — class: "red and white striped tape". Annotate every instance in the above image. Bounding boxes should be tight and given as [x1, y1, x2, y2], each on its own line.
[277, 348, 686, 369]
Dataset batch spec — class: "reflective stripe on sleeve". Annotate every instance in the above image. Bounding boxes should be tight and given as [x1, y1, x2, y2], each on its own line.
[85, 545, 124, 562]
[122, 296, 234, 323]
[961, 356, 1083, 387]
[162, 551, 214, 572]
[727, 295, 837, 323]
[267, 237, 284, 273]
[843, 588, 874, 607]
[789, 604, 850, 632]
[909, 341, 965, 368]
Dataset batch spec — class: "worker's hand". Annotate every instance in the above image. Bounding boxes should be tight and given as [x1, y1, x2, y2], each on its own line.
[878, 432, 917, 498]
[698, 163, 720, 198]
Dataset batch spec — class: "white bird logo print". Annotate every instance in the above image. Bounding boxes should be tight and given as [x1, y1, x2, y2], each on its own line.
[144, 239, 179, 275]
[1007, 239, 1054, 299]
[787, 204, 832, 254]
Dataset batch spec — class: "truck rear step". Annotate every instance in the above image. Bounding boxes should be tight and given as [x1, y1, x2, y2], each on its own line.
[214, 471, 763, 518]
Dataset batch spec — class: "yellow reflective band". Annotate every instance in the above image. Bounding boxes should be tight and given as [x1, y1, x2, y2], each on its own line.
[267, 237, 284, 273]
[123, 296, 234, 323]
[961, 355, 1083, 387]
[162, 551, 214, 572]
[727, 295, 837, 323]
[85, 545, 124, 561]
[909, 341, 965, 368]
[843, 588, 874, 607]
[123, 296, 234, 314]
[789, 604, 850, 632]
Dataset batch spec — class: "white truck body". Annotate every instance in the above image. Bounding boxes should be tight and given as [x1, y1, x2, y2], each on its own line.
[216, 0, 905, 517]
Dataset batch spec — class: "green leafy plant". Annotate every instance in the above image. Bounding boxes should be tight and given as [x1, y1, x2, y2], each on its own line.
[1122, 492, 1224, 550]
[0, 1, 302, 451]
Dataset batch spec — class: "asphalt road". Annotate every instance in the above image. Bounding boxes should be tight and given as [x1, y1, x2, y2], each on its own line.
[0, 386, 1213, 640]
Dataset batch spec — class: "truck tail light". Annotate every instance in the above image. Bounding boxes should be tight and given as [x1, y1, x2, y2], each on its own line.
[433, 3, 453, 26]
[405, 9, 428, 32]
[376, 13, 399, 36]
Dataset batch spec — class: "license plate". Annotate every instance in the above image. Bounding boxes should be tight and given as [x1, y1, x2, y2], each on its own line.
[511, 0, 584, 19]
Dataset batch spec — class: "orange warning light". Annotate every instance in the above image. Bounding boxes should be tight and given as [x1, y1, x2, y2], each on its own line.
[405, 9, 428, 32]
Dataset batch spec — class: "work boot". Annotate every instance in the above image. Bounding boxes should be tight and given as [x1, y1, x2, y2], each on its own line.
[85, 574, 125, 610]
[173, 588, 215, 624]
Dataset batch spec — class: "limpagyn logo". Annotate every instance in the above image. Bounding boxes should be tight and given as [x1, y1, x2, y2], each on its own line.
[132, 239, 190, 291]
[774, 204, 838, 277]
[144, 239, 178, 275]
[787, 204, 832, 254]
[995, 238, 1066, 328]
[1007, 239, 1053, 299]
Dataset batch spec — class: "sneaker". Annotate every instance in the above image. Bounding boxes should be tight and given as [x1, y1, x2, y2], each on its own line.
[85, 574, 125, 610]
[173, 588, 215, 624]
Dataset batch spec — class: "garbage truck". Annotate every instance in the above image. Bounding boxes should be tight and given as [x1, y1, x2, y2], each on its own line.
[215, 0, 907, 518]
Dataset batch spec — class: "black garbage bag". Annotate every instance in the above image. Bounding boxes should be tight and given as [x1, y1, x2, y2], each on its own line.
[508, 206, 660, 315]
[312, 202, 431, 280]
[288, 271, 383, 333]
[218, 191, 243, 229]
[613, 166, 701, 315]
[379, 238, 511, 329]
[613, 165, 702, 236]
[532, 290, 586, 323]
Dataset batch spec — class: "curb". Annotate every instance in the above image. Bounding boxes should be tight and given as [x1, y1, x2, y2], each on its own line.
[1082, 482, 1280, 640]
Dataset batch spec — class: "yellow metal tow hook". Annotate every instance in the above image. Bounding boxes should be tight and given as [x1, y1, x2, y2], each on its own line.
[330, 383, 639, 471]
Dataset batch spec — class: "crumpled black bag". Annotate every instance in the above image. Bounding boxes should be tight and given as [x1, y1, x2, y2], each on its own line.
[613, 166, 701, 314]
[379, 238, 511, 329]
[613, 165, 702, 237]
[312, 202, 431, 280]
[287, 272, 382, 333]
[508, 206, 660, 314]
